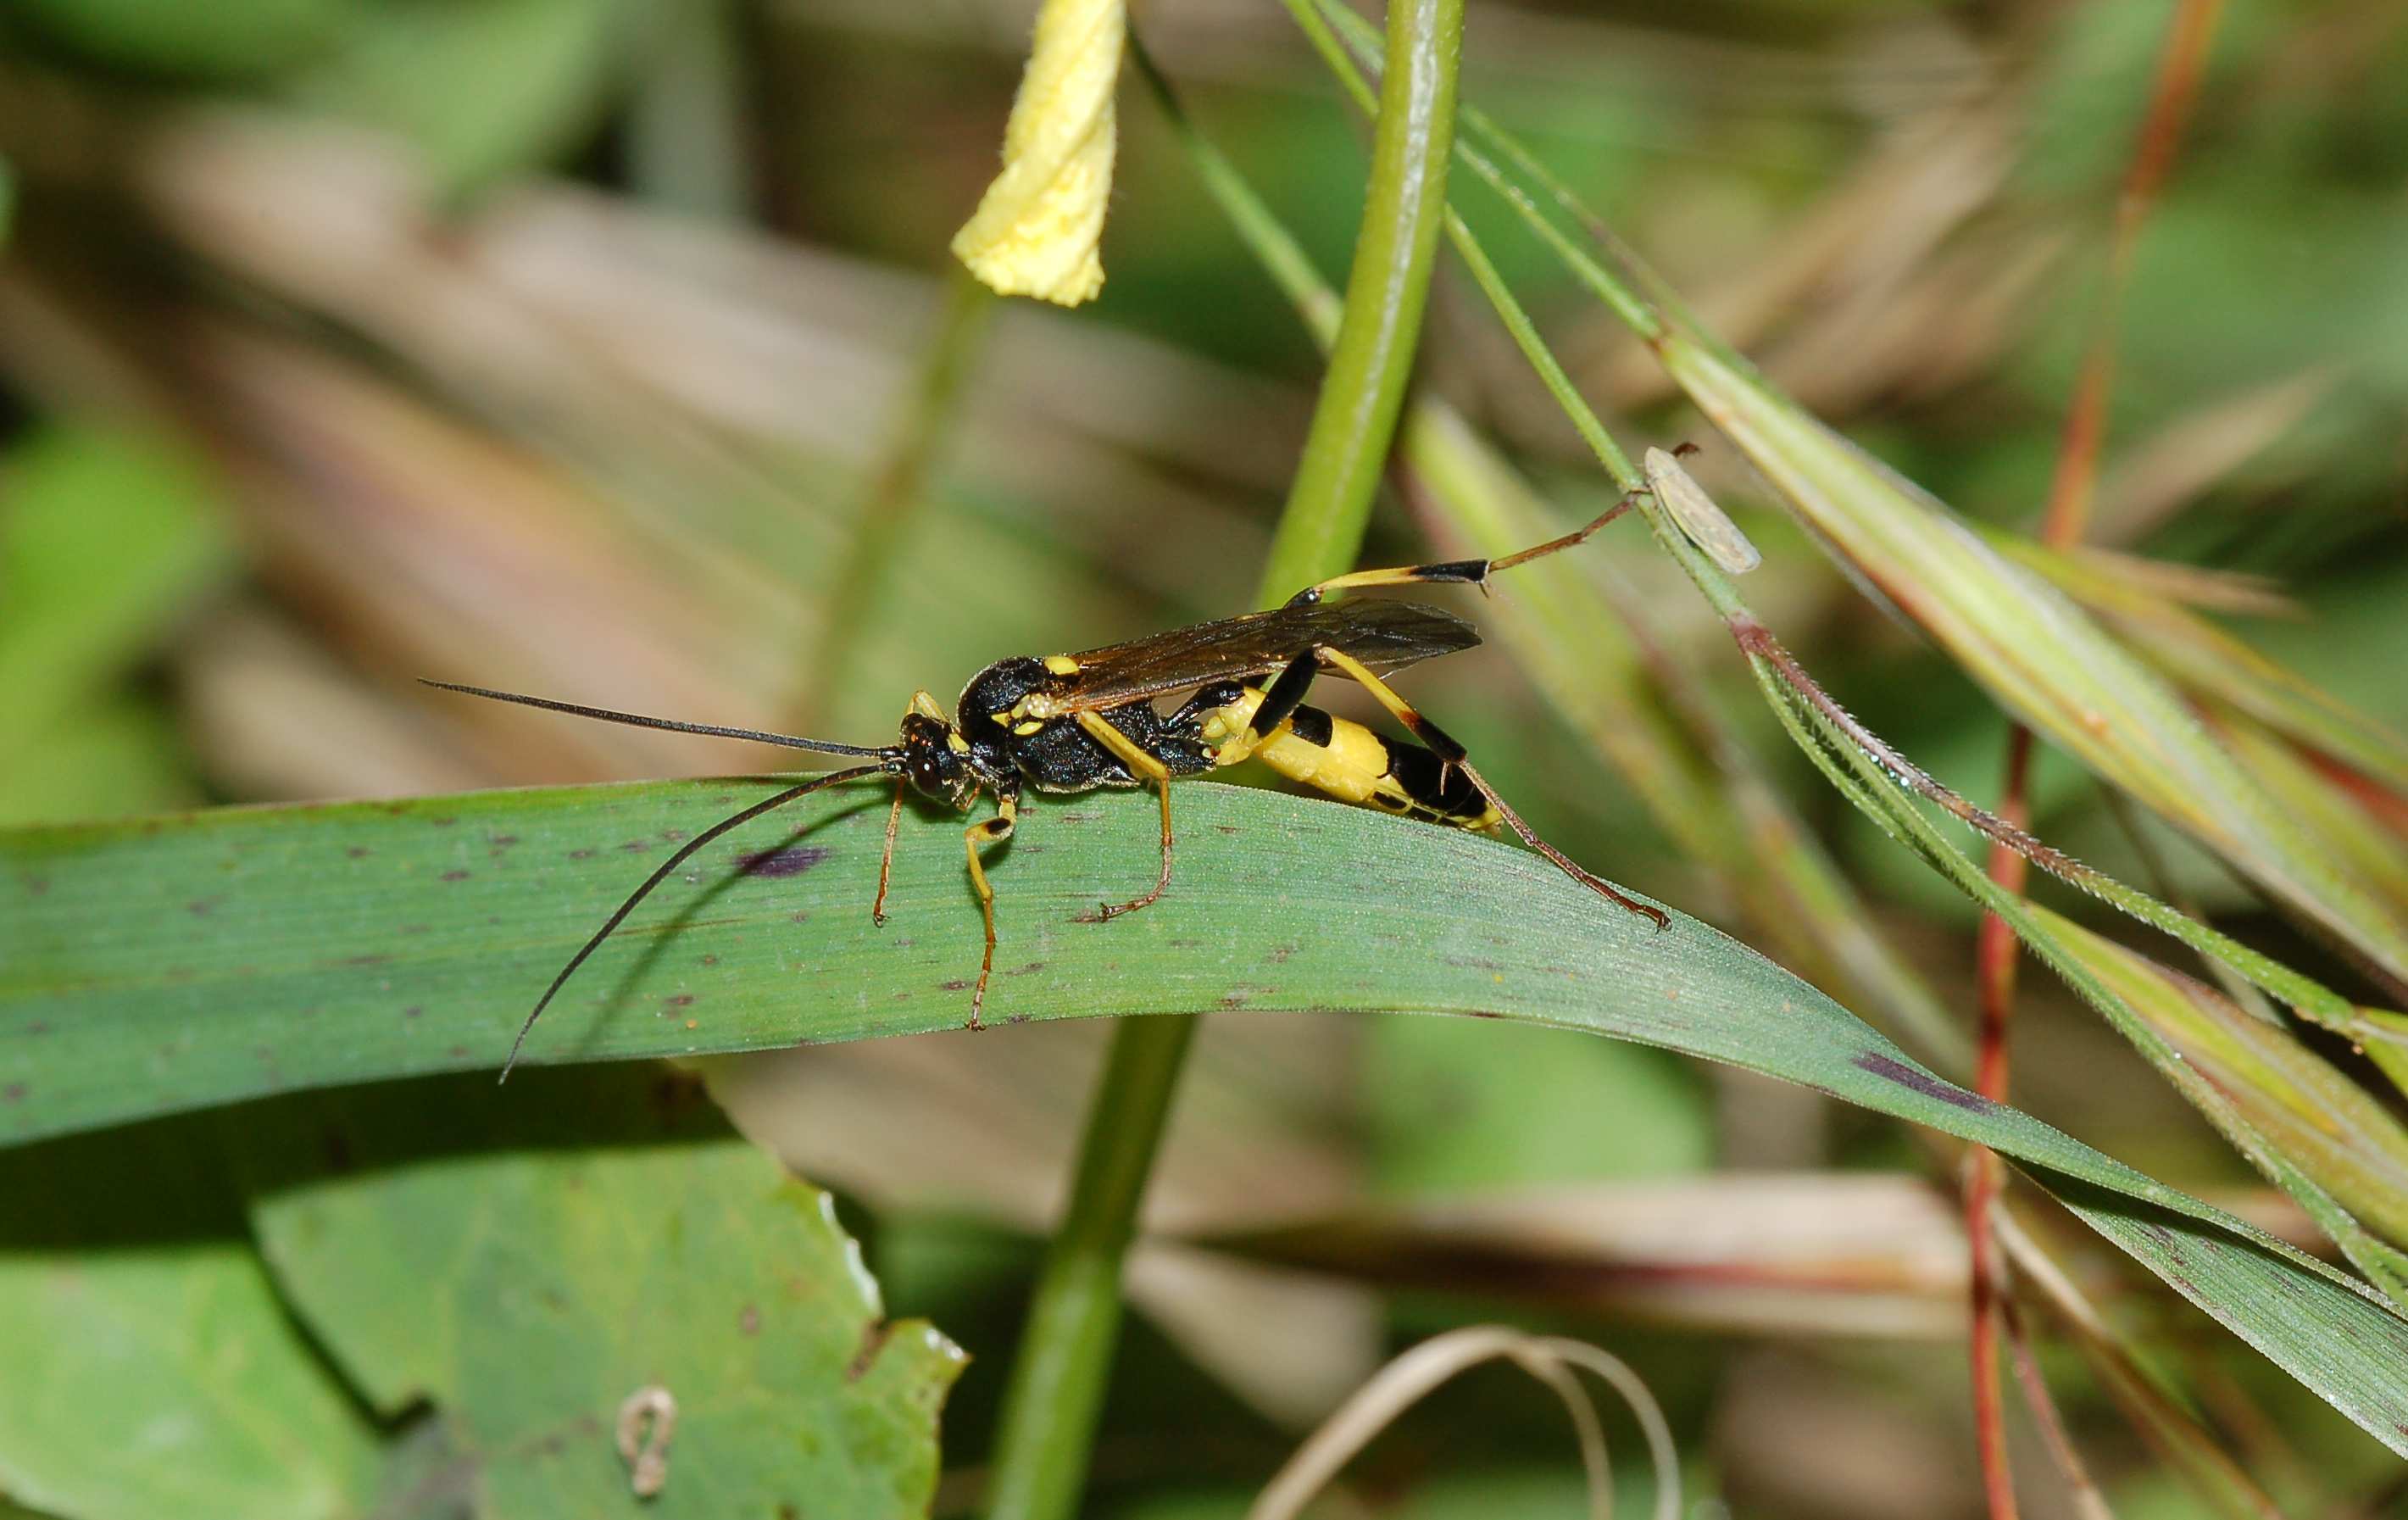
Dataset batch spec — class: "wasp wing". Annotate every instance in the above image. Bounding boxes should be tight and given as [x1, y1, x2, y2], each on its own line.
[1049, 599, 1480, 711]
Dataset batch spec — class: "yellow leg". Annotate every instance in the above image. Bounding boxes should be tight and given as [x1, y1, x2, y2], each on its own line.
[1315, 648, 1669, 930]
[1286, 488, 1643, 606]
[962, 791, 1018, 1030]
[871, 780, 905, 925]
[1070, 709, 1176, 922]
[1315, 648, 1468, 768]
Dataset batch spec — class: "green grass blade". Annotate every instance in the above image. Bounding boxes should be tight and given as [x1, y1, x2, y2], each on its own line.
[1661, 340, 2408, 986]
[1291, 0, 2408, 990]
[2007, 540, 2408, 799]
[1733, 619, 2408, 1305]
[2031, 907, 2408, 1248]
[6, 780, 2408, 1453]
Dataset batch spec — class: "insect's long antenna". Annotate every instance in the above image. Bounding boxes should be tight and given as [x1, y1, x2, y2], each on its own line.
[422, 680, 892, 759]
[499, 761, 893, 1083]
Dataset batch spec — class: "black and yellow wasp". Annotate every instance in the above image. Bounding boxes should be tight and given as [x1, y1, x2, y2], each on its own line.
[431, 496, 1666, 1079]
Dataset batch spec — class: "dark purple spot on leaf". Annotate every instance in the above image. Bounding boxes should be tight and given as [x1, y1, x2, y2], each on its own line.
[441, 870, 470, 882]
[1853, 1051, 1989, 1111]
[403, 1006, 424, 1020]
[570, 849, 595, 860]
[665, 994, 695, 1009]
[3, 1083, 25, 1103]
[742, 845, 831, 879]
[346, 847, 370, 860]
[739, 1304, 761, 1337]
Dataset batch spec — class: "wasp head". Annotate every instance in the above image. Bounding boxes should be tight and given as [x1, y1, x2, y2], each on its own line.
[896, 712, 978, 810]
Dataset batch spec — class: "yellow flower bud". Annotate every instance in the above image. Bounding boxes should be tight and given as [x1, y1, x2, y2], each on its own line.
[950, 0, 1124, 307]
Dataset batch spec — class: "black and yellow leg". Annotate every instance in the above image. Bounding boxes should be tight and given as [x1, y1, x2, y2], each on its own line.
[1208, 649, 1318, 766]
[1314, 648, 1469, 770]
[962, 788, 1019, 1030]
[1282, 489, 1645, 608]
[1315, 648, 1669, 930]
[1069, 708, 1176, 921]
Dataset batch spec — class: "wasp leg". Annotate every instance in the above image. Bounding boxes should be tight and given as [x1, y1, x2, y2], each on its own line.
[1315, 647, 1669, 930]
[1201, 652, 1317, 767]
[1311, 647, 1468, 769]
[1282, 488, 1644, 608]
[1069, 709, 1176, 922]
[871, 780, 906, 926]
[962, 788, 1019, 1030]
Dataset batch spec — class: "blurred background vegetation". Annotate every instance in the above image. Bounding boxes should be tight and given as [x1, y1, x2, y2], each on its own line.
[3, 0, 2406, 1515]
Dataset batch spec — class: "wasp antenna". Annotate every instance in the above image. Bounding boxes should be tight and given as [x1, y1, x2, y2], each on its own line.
[497, 763, 888, 1082]
[422, 679, 893, 760]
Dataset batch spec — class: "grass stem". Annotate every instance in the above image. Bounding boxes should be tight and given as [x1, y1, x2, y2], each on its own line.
[980, 4, 1465, 1514]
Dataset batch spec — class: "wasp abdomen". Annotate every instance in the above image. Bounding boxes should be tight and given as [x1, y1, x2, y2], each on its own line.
[1200, 688, 1498, 830]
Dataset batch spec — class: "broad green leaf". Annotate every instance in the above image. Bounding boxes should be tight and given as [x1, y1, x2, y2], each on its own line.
[6, 781, 2408, 1454]
[0, 1114, 381, 1520]
[230, 1064, 962, 1518]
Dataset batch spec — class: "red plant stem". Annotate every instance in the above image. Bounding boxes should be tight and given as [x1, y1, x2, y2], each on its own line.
[1975, 4, 2222, 1513]
[1967, 727, 2033, 1520]
[2039, 0, 2227, 546]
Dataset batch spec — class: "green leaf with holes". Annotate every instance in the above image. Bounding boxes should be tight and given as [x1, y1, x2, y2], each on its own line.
[231, 1064, 963, 1518]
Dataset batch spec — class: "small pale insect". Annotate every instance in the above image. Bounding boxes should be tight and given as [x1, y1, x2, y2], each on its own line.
[1644, 445, 1760, 575]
